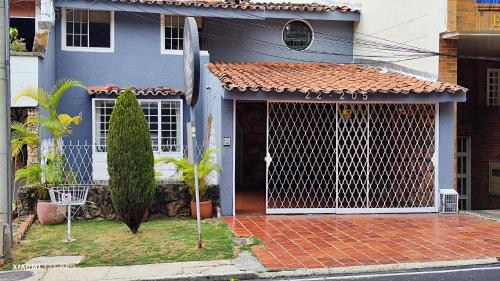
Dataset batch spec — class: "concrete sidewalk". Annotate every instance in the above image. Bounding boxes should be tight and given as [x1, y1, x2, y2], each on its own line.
[17, 252, 265, 281]
[4, 256, 499, 281]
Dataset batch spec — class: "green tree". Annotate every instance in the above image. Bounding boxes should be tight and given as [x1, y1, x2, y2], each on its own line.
[107, 89, 155, 233]
[10, 27, 27, 52]
[14, 79, 85, 149]
[11, 117, 39, 164]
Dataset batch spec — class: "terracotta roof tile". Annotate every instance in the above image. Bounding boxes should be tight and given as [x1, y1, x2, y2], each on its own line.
[88, 84, 183, 96]
[207, 62, 467, 95]
[105, 0, 357, 13]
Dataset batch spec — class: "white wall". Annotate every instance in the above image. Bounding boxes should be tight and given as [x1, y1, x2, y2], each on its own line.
[353, 0, 447, 79]
[10, 55, 39, 107]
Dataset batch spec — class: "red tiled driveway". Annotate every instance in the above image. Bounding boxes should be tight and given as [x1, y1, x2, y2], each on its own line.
[224, 214, 500, 270]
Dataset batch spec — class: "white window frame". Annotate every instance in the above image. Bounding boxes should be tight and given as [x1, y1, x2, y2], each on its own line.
[61, 8, 115, 53]
[160, 14, 208, 56]
[92, 98, 183, 155]
[487, 68, 500, 106]
[92, 98, 184, 181]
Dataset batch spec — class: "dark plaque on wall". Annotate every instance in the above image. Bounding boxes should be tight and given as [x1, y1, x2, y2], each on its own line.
[183, 17, 200, 106]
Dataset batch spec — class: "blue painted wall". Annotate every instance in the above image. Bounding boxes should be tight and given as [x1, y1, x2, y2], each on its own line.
[53, 11, 355, 145]
[438, 102, 456, 191]
[205, 18, 354, 63]
[55, 12, 189, 144]
[37, 29, 57, 141]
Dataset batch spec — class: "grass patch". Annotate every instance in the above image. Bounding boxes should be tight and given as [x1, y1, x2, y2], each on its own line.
[12, 218, 236, 267]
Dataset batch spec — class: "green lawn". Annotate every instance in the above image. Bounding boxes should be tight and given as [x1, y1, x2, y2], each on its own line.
[12, 218, 236, 267]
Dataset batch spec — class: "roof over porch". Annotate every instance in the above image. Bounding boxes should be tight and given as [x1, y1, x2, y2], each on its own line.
[207, 62, 468, 103]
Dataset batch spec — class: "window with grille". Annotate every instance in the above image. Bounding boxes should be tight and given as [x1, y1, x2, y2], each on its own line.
[282, 20, 313, 51]
[94, 100, 114, 153]
[161, 15, 207, 54]
[487, 69, 500, 106]
[456, 136, 471, 210]
[93, 99, 182, 153]
[62, 9, 113, 51]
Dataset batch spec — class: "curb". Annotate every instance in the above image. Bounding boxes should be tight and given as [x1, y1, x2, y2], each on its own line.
[135, 272, 259, 281]
[462, 211, 500, 223]
[13, 214, 36, 245]
[256, 258, 500, 279]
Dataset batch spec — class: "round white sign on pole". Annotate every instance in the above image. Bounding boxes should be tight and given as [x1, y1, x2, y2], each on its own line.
[183, 17, 200, 107]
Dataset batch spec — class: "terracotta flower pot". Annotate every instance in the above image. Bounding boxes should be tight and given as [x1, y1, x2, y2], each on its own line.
[190, 200, 212, 219]
[36, 200, 66, 225]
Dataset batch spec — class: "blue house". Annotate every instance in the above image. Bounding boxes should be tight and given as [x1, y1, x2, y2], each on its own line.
[40, 0, 466, 216]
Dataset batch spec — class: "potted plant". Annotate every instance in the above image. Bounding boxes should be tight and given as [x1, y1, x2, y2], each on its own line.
[12, 80, 85, 225]
[157, 148, 220, 219]
[15, 152, 77, 225]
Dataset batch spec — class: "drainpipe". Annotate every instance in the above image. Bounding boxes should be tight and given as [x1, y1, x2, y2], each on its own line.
[0, 0, 12, 259]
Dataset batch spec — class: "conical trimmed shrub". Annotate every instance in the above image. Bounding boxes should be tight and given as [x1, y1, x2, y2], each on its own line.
[107, 89, 155, 233]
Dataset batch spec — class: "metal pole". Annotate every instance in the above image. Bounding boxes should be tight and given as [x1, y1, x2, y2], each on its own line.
[190, 107, 202, 248]
[67, 205, 71, 241]
[0, 0, 13, 257]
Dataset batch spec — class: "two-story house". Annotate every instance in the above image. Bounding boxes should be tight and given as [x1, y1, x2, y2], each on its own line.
[37, 0, 466, 216]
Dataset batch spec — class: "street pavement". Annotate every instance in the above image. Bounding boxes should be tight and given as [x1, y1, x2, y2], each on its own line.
[254, 264, 500, 281]
[0, 271, 33, 281]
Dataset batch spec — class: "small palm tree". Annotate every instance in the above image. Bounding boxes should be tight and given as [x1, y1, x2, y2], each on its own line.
[11, 117, 39, 164]
[14, 79, 86, 148]
[156, 148, 220, 201]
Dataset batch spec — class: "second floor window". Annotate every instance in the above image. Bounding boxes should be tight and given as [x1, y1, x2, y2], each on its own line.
[161, 15, 207, 54]
[63, 9, 114, 51]
[487, 69, 500, 106]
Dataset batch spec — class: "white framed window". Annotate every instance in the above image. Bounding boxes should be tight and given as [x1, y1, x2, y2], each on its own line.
[61, 8, 114, 52]
[92, 99, 183, 154]
[160, 15, 208, 55]
[487, 69, 500, 106]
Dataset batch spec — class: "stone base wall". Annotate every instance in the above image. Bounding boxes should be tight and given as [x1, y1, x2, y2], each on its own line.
[16, 184, 220, 219]
[26, 108, 39, 166]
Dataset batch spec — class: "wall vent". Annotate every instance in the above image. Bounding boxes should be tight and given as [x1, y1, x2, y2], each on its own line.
[440, 189, 459, 214]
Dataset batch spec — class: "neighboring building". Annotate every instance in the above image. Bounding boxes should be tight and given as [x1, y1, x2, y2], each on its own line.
[353, 0, 448, 80]
[36, 0, 465, 216]
[10, 0, 55, 165]
[444, 0, 500, 210]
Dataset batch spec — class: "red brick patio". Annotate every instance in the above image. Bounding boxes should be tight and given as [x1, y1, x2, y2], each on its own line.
[224, 214, 500, 270]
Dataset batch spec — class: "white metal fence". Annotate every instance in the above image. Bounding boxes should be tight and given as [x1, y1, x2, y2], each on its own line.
[266, 102, 437, 214]
[43, 140, 210, 185]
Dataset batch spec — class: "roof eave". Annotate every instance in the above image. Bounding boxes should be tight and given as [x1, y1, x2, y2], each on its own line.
[220, 88, 467, 103]
[55, 0, 360, 21]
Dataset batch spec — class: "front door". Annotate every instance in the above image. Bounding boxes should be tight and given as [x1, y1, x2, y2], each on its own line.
[265, 102, 438, 214]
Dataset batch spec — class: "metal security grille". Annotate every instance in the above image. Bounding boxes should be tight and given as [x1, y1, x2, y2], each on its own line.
[266, 102, 438, 214]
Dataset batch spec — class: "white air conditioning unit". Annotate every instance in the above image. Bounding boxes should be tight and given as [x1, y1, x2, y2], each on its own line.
[440, 189, 459, 214]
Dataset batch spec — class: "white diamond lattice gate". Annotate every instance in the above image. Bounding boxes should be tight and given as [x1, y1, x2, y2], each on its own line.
[266, 102, 438, 214]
